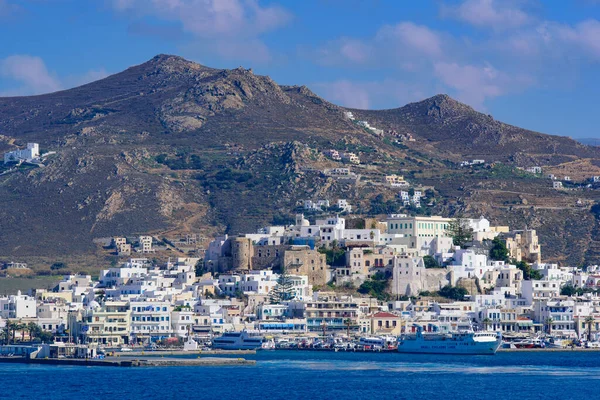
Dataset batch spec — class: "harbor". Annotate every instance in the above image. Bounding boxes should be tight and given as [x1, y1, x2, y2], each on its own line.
[4, 349, 600, 400]
[0, 355, 255, 367]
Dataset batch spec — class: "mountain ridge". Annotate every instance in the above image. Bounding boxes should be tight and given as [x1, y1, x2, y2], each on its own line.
[0, 54, 599, 270]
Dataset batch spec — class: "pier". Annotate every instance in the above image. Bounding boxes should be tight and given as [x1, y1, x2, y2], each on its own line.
[0, 356, 255, 367]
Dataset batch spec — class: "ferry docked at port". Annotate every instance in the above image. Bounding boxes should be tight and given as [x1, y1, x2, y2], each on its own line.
[211, 331, 274, 350]
[397, 325, 502, 355]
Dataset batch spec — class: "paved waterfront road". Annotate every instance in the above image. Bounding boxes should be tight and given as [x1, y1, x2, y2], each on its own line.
[2, 351, 599, 400]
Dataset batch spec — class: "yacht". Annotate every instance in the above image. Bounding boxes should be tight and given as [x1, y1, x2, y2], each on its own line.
[509, 337, 544, 349]
[397, 327, 502, 355]
[211, 331, 267, 350]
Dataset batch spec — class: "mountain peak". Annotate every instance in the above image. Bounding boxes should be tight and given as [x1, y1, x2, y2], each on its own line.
[421, 93, 472, 110]
[136, 54, 217, 75]
[398, 93, 477, 122]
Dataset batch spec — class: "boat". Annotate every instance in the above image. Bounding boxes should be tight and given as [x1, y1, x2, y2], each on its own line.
[211, 331, 267, 350]
[511, 337, 544, 349]
[397, 326, 502, 355]
[544, 336, 570, 349]
[358, 336, 386, 350]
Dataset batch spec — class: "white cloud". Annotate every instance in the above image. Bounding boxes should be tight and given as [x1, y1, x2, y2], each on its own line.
[0, 55, 108, 96]
[433, 62, 533, 109]
[313, 79, 426, 110]
[493, 19, 600, 64]
[111, 0, 292, 62]
[317, 22, 445, 69]
[0, 0, 20, 18]
[554, 19, 600, 59]
[376, 22, 443, 58]
[0, 55, 61, 95]
[441, 0, 531, 30]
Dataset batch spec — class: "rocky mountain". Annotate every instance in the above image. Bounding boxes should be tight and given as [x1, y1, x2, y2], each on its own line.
[1, 54, 600, 268]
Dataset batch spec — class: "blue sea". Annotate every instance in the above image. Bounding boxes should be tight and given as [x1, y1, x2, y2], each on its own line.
[2, 351, 599, 400]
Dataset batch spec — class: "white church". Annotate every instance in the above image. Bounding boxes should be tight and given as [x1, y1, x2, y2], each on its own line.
[3, 143, 40, 164]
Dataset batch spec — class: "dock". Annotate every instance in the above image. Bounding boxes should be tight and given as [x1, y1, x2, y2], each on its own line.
[117, 349, 256, 357]
[498, 347, 600, 352]
[0, 356, 255, 367]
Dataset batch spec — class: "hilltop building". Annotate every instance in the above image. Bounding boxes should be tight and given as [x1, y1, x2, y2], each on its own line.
[3, 143, 40, 164]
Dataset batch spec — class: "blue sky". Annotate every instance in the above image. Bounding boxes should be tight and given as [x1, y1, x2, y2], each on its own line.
[1, 0, 600, 138]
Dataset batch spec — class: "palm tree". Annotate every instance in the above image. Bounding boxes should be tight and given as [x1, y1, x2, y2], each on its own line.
[344, 318, 353, 338]
[585, 316, 595, 343]
[27, 322, 40, 341]
[0, 323, 9, 345]
[14, 322, 26, 343]
[545, 318, 554, 335]
[482, 318, 491, 331]
[6, 320, 20, 345]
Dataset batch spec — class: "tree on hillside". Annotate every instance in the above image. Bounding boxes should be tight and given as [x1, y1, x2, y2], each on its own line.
[194, 259, 206, 277]
[561, 284, 577, 296]
[318, 246, 346, 266]
[515, 260, 542, 280]
[438, 285, 468, 301]
[269, 267, 295, 304]
[445, 217, 474, 248]
[358, 272, 389, 301]
[50, 262, 67, 271]
[489, 237, 509, 262]
[423, 255, 441, 269]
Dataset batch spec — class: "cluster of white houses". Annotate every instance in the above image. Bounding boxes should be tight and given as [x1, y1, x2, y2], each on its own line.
[3, 214, 600, 344]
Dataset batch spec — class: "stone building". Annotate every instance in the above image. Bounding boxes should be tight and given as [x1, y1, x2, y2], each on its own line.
[284, 247, 330, 286]
[391, 255, 449, 297]
[231, 237, 254, 270]
[504, 229, 541, 264]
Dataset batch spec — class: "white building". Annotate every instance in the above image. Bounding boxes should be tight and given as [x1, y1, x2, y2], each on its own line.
[100, 260, 149, 287]
[3, 143, 40, 164]
[337, 199, 352, 213]
[525, 166, 542, 174]
[138, 236, 154, 253]
[521, 279, 561, 305]
[0, 291, 37, 319]
[130, 301, 173, 341]
[324, 149, 342, 161]
[534, 299, 576, 336]
[447, 249, 490, 284]
[341, 152, 360, 164]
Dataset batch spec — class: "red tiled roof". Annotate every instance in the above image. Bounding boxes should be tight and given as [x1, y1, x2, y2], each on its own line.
[372, 312, 398, 318]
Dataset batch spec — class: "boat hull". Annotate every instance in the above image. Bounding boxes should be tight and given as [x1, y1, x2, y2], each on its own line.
[211, 343, 263, 350]
[397, 342, 500, 355]
[397, 334, 502, 355]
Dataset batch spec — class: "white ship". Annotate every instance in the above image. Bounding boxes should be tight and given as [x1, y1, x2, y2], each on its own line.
[397, 327, 502, 355]
[212, 331, 269, 350]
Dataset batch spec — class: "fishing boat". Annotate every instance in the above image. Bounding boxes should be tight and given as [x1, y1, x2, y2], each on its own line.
[397, 326, 502, 355]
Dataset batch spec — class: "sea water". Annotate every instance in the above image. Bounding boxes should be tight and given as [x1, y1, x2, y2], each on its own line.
[1, 351, 599, 400]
